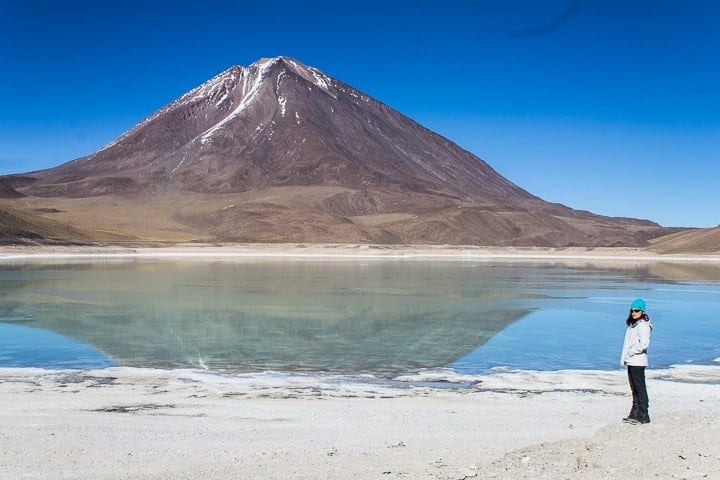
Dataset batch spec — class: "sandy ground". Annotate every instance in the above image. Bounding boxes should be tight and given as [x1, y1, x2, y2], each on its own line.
[2, 244, 719, 479]
[1, 366, 719, 480]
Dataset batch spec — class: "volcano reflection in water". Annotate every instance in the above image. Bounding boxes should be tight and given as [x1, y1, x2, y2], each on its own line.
[0, 259, 532, 374]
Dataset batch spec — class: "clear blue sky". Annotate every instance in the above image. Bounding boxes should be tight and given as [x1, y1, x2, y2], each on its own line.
[1, 0, 718, 227]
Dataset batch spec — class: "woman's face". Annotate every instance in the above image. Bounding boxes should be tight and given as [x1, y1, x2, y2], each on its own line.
[630, 308, 644, 320]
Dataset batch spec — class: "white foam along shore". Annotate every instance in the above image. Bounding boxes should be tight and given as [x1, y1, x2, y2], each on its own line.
[1, 242, 720, 264]
[1, 365, 719, 479]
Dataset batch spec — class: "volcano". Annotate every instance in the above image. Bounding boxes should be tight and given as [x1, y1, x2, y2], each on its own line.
[0, 57, 668, 246]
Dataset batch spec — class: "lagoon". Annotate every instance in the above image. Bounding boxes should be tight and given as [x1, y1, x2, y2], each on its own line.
[1, 257, 719, 377]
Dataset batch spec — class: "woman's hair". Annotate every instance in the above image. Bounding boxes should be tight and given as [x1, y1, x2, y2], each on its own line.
[626, 312, 650, 325]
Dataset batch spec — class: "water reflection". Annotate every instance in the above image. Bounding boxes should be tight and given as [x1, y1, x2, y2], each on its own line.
[1, 258, 719, 374]
[0, 260, 531, 374]
[0, 323, 115, 369]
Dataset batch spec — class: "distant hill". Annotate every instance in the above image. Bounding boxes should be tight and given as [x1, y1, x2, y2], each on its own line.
[649, 226, 720, 254]
[0, 178, 24, 199]
[1, 57, 674, 247]
[0, 205, 89, 244]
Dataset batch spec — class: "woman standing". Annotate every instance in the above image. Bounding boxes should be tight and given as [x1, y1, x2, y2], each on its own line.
[621, 298, 653, 424]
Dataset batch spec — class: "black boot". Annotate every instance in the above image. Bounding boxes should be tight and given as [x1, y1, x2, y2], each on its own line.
[636, 402, 650, 424]
[622, 402, 639, 423]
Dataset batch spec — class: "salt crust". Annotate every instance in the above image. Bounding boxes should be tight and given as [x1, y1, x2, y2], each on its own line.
[1, 243, 719, 265]
[1, 365, 718, 479]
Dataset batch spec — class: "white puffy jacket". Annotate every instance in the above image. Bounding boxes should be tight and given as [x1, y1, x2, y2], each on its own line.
[621, 319, 652, 366]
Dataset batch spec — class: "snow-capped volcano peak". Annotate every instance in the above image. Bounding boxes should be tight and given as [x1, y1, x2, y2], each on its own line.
[5, 56, 668, 247]
[96, 57, 347, 154]
[35, 56, 528, 203]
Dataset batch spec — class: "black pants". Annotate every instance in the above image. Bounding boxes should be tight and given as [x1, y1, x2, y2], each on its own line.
[627, 365, 649, 421]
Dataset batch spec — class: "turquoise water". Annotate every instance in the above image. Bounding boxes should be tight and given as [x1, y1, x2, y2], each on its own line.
[1, 258, 719, 376]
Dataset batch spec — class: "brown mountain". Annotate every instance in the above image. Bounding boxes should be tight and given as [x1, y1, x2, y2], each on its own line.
[649, 226, 720, 254]
[1, 57, 671, 246]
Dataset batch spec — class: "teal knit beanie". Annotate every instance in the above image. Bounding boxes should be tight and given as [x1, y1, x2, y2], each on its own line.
[630, 298, 646, 311]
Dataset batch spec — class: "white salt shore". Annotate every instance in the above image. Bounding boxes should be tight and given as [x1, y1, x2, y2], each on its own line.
[1, 366, 719, 480]
[1, 242, 719, 264]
